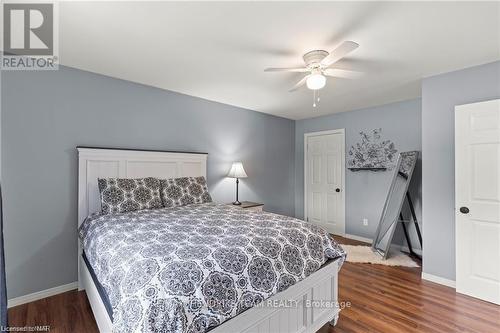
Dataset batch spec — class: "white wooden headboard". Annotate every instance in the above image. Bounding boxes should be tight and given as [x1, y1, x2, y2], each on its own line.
[77, 147, 208, 227]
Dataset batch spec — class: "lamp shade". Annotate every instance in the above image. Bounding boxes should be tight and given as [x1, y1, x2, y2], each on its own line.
[227, 162, 247, 178]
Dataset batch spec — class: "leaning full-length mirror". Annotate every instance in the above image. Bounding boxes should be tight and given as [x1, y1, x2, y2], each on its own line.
[372, 151, 419, 259]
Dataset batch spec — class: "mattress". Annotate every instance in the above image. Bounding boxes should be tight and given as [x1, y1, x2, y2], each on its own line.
[82, 251, 113, 320]
[79, 203, 346, 333]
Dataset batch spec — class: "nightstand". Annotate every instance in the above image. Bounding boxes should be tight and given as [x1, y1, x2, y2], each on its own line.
[229, 201, 264, 212]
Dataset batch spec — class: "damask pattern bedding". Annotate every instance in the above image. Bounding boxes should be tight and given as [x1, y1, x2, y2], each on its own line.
[79, 203, 346, 333]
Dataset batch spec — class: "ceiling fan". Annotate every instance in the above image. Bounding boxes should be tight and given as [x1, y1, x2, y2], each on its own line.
[264, 41, 361, 106]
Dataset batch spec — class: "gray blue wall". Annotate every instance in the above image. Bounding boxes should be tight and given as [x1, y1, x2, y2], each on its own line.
[422, 61, 500, 281]
[1, 66, 295, 298]
[295, 99, 422, 243]
[3, 60, 499, 299]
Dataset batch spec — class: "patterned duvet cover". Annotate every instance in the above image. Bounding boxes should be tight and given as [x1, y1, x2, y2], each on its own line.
[79, 203, 346, 333]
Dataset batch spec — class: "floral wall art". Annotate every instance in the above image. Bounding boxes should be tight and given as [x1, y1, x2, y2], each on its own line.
[348, 128, 397, 170]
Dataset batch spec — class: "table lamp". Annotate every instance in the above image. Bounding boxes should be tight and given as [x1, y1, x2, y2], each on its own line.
[227, 162, 247, 205]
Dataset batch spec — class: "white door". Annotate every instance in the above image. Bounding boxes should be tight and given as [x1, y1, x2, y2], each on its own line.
[305, 130, 345, 235]
[455, 99, 500, 305]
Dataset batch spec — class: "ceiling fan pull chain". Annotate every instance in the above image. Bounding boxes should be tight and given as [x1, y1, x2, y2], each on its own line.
[313, 90, 317, 108]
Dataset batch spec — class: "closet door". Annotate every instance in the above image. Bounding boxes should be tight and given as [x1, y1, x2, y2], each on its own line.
[305, 130, 345, 235]
[455, 99, 500, 305]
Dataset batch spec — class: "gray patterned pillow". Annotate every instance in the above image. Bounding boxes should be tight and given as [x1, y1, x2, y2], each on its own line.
[160, 176, 212, 208]
[97, 177, 162, 215]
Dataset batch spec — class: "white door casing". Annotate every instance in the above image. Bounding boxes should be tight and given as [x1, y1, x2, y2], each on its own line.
[455, 99, 500, 305]
[305, 129, 345, 235]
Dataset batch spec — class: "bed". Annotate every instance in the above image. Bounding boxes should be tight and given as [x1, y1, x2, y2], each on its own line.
[77, 147, 345, 333]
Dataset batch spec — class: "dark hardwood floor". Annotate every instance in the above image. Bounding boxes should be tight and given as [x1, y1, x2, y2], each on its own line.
[8, 236, 500, 332]
[7, 288, 98, 333]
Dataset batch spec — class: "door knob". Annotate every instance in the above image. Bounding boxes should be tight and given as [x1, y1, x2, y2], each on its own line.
[459, 207, 469, 214]
[335, 188, 341, 193]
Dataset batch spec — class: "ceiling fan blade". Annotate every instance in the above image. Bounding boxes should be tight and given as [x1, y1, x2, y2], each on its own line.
[324, 68, 363, 79]
[264, 67, 309, 72]
[320, 41, 359, 67]
[289, 75, 310, 92]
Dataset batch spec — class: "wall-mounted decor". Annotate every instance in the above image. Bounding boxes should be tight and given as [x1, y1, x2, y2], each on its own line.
[348, 128, 397, 171]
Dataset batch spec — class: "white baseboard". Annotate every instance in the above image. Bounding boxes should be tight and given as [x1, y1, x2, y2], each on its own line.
[7, 281, 78, 308]
[344, 233, 372, 243]
[421, 273, 456, 289]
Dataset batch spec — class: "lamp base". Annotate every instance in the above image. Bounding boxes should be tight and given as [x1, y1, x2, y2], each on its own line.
[232, 201, 242, 205]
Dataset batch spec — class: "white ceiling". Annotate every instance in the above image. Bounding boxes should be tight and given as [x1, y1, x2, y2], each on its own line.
[58, 1, 500, 120]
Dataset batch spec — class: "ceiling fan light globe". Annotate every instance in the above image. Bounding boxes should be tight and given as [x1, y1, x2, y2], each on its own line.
[306, 74, 326, 90]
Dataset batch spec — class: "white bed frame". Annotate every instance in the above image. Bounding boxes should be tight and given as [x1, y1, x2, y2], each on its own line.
[77, 147, 340, 333]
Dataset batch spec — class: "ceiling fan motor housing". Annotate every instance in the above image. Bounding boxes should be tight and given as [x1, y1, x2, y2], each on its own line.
[303, 50, 329, 68]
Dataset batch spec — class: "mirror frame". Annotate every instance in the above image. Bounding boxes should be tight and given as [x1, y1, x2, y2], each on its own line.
[371, 151, 419, 259]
